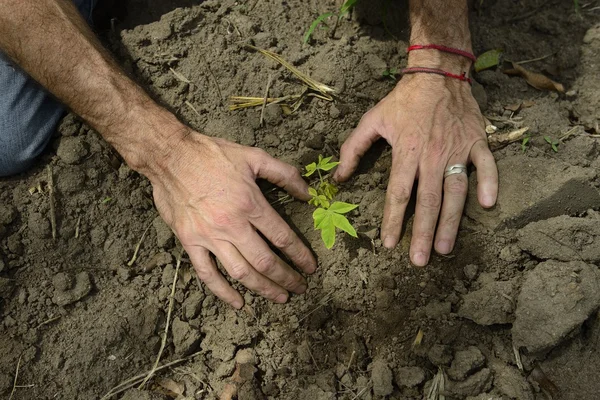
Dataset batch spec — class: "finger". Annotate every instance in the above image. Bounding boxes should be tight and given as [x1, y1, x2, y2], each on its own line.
[213, 241, 289, 304]
[434, 166, 469, 255]
[236, 229, 308, 295]
[252, 150, 310, 201]
[187, 245, 244, 309]
[410, 163, 444, 267]
[470, 139, 498, 208]
[334, 112, 381, 182]
[381, 151, 419, 249]
[252, 198, 316, 274]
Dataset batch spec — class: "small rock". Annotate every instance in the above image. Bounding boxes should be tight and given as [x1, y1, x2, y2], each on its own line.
[428, 344, 453, 366]
[153, 216, 174, 249]
[172, 317, 202, 356]
[56, 136, 89, 164]
[448, 346, 486, 381]
[463, 264, 479, 281]
[235, 348, 256, 365]
[512, 260, 600, 353]
[52, 272, 92, 306]
[0, 277, 14, 298]
[395, 366, 425, 388]
[329, 104, 341, 119]
[424, 300, 452, 319]
[490, 360, 534, 400]
[117, 266, 133, 281]
[371, 359, 393, 397]
[447, 368, 493, 398]
[182, 291, 204, 320]
[458, 280, 516, 325]
[306, 133, 325, 150]
[28, 212, 51, 238]
[57, 114, 81, 137]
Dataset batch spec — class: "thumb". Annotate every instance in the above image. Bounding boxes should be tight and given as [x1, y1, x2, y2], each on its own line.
[252, 150, 311, 201]
[334, 113, 381, 182]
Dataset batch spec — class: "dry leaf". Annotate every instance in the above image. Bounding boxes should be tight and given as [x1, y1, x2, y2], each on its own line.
[504, 62, 564, 92]
[521, 100, 536, 108]
[155, 377, 185, 398]
[505, 103, 522, 112]
[488, 127, 530, 150]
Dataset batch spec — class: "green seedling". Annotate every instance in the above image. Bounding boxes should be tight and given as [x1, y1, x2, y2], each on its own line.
[382, 67, 398, 81]
[521, 136, 530, 153]
[304, 155, 358, 249]
[544, 136, 560, 152]
[100, 197, 112, 204]
[304, 0, 359, 44]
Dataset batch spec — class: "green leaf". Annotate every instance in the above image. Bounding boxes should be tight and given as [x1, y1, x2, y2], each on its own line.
[329, 201, 358, 214]
[474, 49, 503, 73]
[544, 136, 552, 144]
[319, 161, 340, 171]
[521, 136, 530, 153]
[303, 12, 334, 44]
[339, 0, 359, 16]
[321, 222, 336, 249]
[552, 142, 559, 152]
[313, 207, 328, 229]
[308, 187, 318, 197]
[332, 214, 358, 238]
[304, 162, 317, 177]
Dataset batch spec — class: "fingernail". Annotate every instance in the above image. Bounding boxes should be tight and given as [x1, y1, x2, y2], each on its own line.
[275, 293, 288, 303]
[297, 283, 308, 294]
[383, 236, 397, 249]
[482, 194, 495, 208]
[232, 300, 244, 309]
[412, 252, 428, 266]
[436, 240, 452, 254]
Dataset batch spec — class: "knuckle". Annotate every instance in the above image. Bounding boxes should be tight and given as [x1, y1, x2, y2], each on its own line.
[211, 211, 232, 228]
[445, 176, 468, 196]
[427, 140, 446, 158]
[228, 263, 251, 281]
[195, 267, 214, 283]
[418, 191, 442, 210]
[238, 196, 259, 214]
[271, 230, 295, 249]
[417, 229, 435, 243]
[254, 251, 277, 274]
[388, 186, 411, 206]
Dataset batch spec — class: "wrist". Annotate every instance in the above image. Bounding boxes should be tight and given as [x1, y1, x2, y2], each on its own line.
[106, 101, 189, 181]
[407, 49, 472, 73]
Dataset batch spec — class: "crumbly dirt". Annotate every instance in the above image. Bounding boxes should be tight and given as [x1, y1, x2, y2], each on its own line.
[1, 1, 599, 399]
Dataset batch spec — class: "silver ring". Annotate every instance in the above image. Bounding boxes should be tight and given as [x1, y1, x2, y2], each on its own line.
[444, 164, 467, 178]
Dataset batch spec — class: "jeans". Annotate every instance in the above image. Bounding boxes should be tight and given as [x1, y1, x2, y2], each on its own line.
[0, 0, 97, 177]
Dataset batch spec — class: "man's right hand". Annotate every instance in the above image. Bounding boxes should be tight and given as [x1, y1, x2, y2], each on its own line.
[151, 132, 317, 309]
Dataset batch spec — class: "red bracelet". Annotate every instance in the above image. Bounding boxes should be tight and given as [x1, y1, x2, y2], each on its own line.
[401, 67, 472, 84]
[408, 44, 476, 63]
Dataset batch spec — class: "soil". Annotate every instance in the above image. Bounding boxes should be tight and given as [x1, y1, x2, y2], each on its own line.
[1, 0, 600, 399]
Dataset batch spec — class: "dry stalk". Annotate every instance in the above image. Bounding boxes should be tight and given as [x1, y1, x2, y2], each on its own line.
[169, 67, 191, 84]
[245, 45, 335, 97]
[9, 355, 22, 400]
[127, 221, 153, 267]
[488, 127, 530, 151]
[185, 101, 202, 118]
[75, 216, 81, 239]
[47, 166, 57, 240]
[138, 249, 183, 388]
[259, 74, 273, 127]
[101, 352, 200, 400]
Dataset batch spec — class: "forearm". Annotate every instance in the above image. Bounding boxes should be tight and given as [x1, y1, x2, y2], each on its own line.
[0, 0, 185, 178]
[407, 0, 472, 71]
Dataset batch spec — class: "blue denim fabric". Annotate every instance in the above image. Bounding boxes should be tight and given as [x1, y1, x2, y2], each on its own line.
[0, 0, 97, 177]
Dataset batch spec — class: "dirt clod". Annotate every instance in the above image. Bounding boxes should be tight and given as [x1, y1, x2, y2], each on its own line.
[172, 317, 202, 356]
[370, 358, 393, 397]
[513, 260, 600, 353]
[448, 346, 487, 381]
[394, 366, 425, 388]
[51, 272, 92, 306]
[458, 279, 516, 325]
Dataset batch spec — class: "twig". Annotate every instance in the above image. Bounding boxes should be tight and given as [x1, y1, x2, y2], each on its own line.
[515, 53, 555, 65]
[259, 74, 273, 127]
[9, 355, 22, 400]
[169, 68, 191, 84]
[513, 345, 524, 371]
[350, 383, 371, 400]
[127, 221, 153, 267]
[47, 166, 57, 240]
[75, 216, 81, 239]
[202, 54, 224, 105]
[34, 316, 61, 330]
[138, 249, 183, 389]
[101, 352, 200, 400]
[488, 127, 530, 151]
[185, 101, 202, 118]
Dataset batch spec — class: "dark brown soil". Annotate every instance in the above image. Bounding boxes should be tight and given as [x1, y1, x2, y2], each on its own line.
[1, 1, 599, 399]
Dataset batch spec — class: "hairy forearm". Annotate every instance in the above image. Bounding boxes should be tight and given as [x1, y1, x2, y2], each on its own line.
[0, 0, 185, 177]
[408, 0, 472, 71]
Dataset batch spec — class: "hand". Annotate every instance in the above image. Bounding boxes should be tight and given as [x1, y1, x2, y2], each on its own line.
[151, 132, 317, 309]
[334, 74, 498, 266]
